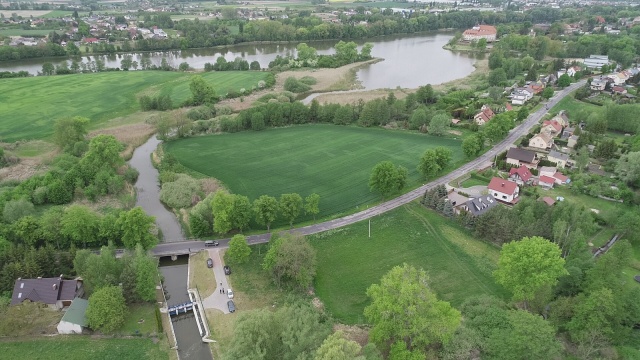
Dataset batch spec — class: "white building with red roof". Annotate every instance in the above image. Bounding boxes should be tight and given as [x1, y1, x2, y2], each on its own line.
[474, 105, 495, 126]
[488, 177, 520, 204]
[508, 165, 532, 185]
[463, 25, 497, 42]
[538, 175, 555, 189]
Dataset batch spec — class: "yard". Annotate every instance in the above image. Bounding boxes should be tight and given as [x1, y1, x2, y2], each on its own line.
[550, 94, 603, 118]
[310, 202, 507, 324]
[118, 304, 159, 336]
[190, 250, 217, 298]
[0, 337, 169, 360]
[165, 124, 464, 222]
[0, 71, 270, 142]
[460, 177, 490, 188]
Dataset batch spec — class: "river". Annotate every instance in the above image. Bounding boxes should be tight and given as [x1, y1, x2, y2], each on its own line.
[1, 32, 479, 89]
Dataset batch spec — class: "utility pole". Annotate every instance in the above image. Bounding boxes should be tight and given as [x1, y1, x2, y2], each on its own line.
[369, 219, 371, 238]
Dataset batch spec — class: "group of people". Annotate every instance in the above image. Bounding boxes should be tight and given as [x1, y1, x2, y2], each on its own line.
[219, 282, 226, 294]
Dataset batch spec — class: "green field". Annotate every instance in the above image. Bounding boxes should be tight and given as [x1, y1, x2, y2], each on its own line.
[165, 124, 464, 221]
[550, 94, 603, 118]
[1, 337, 169, 360]
[310, 202, 507, 324]
[0, 29, 57, 36]
[0, 70, 270, 142]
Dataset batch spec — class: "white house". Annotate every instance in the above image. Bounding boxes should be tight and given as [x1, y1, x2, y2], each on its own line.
[529, 132, 554, 150]
[539, 166, 557, 178]
[511, 88, 534, 105]
[538, 175, 555, 189]
[590, 78, 607, 91]
[488, 177, 520, 204]
[462, 25, 497, 42]
[57, 298, 88, 334]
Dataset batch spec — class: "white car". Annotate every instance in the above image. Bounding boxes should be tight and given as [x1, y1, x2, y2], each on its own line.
[227, 289, 234, 299]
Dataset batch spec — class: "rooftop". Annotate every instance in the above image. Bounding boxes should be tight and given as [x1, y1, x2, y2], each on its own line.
[488, 177, 518, 195]
[465, 195, 498, 216]
[506, 147, 536, 163]
[11, 277, 80, 306]
[549, 150, 570, 161]
[60, 298, 88, 326]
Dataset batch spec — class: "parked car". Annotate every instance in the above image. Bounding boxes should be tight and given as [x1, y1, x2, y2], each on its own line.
[206, 258, 213, 268]
[223, 265, 231, 275]
[227, 300, 236, 313]
[205, 240, 219, 247]
[227, 289, 234, 299]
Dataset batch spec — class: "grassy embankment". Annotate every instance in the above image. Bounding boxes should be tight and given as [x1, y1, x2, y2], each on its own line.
[0, 71, 271, 142]
[165, 124, 464, 221]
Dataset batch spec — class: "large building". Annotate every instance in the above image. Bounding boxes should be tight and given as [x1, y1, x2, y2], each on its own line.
[462, 25, 497, 42]
[583, 55, 610, 69]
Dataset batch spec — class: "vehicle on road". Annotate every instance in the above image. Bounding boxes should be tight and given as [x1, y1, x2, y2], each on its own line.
[224, 265, 231, 275]
[205, 240, 219, 247]
[207, 258, 213, 268]
[227, 300, 236, 313]
[227, 289, 234, 299]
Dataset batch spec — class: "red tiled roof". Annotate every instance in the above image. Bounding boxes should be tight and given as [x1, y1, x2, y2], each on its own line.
[505, 103, 513, 111]
[543, 120, 562, 133]
[488, 177, 518, 195]
[509, 165, 532, 182]
[463, 25, 497, 36]
[541, 196, 556, 206]
[553, 172, 568, 182]
[539, 175, 555, 184]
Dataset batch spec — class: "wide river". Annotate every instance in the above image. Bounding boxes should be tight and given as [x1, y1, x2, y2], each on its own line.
[1, 32, 479, 89]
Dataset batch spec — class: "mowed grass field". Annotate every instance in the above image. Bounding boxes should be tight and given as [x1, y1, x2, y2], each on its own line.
[310, 202, 507, 324]
[0, 29, 57, 36]
[0, 71, 270, 142]
[0, 337, 169, 360]
[165, 124, 464, 221]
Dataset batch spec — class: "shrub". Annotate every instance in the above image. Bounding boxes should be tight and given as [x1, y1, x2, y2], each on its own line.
[299, 76, 317, 85]
[283, 77, 312, 93]
[123, 167, 139, 183]
[159, 174, 201, 209]
[187, 105, 216, 121]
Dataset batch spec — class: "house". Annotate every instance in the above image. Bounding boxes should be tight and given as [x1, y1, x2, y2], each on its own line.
[528, 81, 545, 94]
[583, 55, 610, 69]
[506, 147, 538, 168]
[57, 298, 88, 334]
[447, 191, 470, 215]
[462, 25, 497, 42]
[608, 72, 630, 86]
[542, 120, 563, 137]
[566, 66, 580, 77]
[590, 78, 608, 91]
[511, 87, 534, 105]
[540, 196, 556, 206]
[612, 86, 627, 95]
[488, 177, 520, 204]
[474, 105, 495, 126]
[464, 194, 498, 216]
[11, 277, 83, 310]
[539, 166, 557, 178]
[552, 172, 569, 185]
[82, 37, 99, 44]
[548, 150, 570, 168]
[561, 126, 575, 139]
[529, 132, 554, 150]
[552, 111, 570, 127]
[538, 175, 555, 189]
[509, 165, 532, 185]
[568, 135, 579, 148]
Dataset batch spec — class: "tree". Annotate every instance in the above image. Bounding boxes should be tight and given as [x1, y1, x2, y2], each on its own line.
[212, 191, 234, 234]
[418, 149, 441, 179]
[42, 62, 54, 75]
[190, 75, 218, 105]
[476, 38, 487, 51]
[118, 207, 157, 250]
[253, 195, 278, 232]
[409, 108, 428, 130]
[493, 236, 567, 308]
[296, 43, 318, 62]
[429, 113, 450, 136]
[541, 87, 554, 99]
[262, 233, 316, 290]
[227, 234, 251, 264]
[615, 151, 640, 186]
[81, 135, 124, 173]
[86, 286, 127, 333]
[364, 264, 461, 353]
[369, 161, 407, 200]
[488, 68, 507, 86]
[487, 310, 562, 359]
[558, 73, 572, 88]
[230, 195, 252, 232]
[567, 288, 618, 343]
[133, 244, 158, 302]
[304, 193, 320, 221]
[53, 116, 89, 151]
[360, 43, 373, 59]
[521, 56, 535, 71]
[462, 134, 483, 158]
[594, 139, 617, 159]
[279, 193, 303, 228]
[3, 198, 35, 223]
[61, 205, 100, 248]
[315, 331, 363, 360]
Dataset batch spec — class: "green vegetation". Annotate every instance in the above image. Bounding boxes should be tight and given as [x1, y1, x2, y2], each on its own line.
[0, 71, 270, 141]
[0, 337, 169, 360]
[119, 304, 159, 335]
[460, 177, 489, 188]
[310, 202, 506, 324]
[550, 95, 602, 118]
[0, 29, 56, 36]
[166, 125, 463, 221]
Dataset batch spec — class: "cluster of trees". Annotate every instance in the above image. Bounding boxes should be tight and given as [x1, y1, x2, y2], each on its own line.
[369, 161, 408, 200]
[269, 41, 372, 70]
[0, 42, 66, 62]
[418, 147, 453, 179]
[0, 71, 29, 78]
[262, 232, 317, 290]
[203, 57, 260, 72]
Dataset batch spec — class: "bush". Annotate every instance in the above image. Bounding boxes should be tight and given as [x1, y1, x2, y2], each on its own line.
[299, 76, 317, 85]
[159, 174, 201, 209]
[283, 77, 312, 93]
[123, 167, 139, 183]
[187, 105, 216, 121]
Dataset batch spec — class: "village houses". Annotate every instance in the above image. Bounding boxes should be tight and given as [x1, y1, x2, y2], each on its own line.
[488, 177, 520, 204]
[474, 105, 495, 126]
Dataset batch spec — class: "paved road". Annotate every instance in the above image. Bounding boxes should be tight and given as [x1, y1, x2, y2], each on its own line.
[153, 80, 586, 256]
[201, 249, 232, 314]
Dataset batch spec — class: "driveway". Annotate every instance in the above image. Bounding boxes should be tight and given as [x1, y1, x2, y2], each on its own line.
[201, 248, 232, 314]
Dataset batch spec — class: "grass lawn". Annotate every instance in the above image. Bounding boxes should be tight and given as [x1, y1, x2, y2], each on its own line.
[460, 177, 489, 188]
[0, 71, 268, 142]
[541, 186, 626, 224]
[0, 29, 57, 36]
[310, 202, 507, 324]
[0, 337, 169, 360]
[550, 95, 602, 118]
[165, 124, 464, 221]
[118, 304, 159, 336]
[191, 250, 217, 298]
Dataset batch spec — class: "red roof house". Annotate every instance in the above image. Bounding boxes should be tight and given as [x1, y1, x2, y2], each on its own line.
[542, 120, 563, 136]
[509, 165, 532, 185]
[552, 172, 569, 185]
[540, 196, 556, 206]
[474, 105, 495, 126]
[488, 177, 520, 204]
[539, 175, 556, 189]
[82, 37, 99, 44]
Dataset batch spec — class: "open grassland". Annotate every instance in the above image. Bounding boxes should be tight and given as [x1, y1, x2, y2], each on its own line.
[310, 202, 507, 324]
[0, 29, 57, 36]
[0, 337, 169, 360]
[550, 94, 603, 118]
[165, 124, 464, 221]
[119, 304, 159, 336]
[0, 71, 269, 142]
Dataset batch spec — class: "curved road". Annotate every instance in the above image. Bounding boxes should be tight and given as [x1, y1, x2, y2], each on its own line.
[153, 80, 585, 256]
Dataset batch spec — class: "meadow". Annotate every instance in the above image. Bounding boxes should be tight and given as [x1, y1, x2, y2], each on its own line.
[0, 29, 57, 36]
[0, 337, 169, 360]
[310, 202, 507, 324]
[0, 71, 269, 142]
[550, 93, 602, 117]
[165, 124, 464, 221]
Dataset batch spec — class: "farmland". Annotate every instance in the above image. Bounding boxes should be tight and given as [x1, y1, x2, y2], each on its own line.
[310, 202, 507, 324]
[164, 124, 464, 221]
[0, 71, 270, 142]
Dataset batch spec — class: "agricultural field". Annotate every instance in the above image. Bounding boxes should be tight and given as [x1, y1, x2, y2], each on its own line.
[0, 337, 169, 360]
[165, 124, 464, 221]
[310, 202, 507, 324]
[0, 71, 269, 142]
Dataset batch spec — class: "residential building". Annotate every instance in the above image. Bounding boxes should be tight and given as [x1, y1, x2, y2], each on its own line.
[542, 120, 563, 137]
[508, 165, 532, 185]
[548, 150, 570, 168]
[590, 77, 608, 91]
[539, 166, 557, 178]
[506, 147, 538, 168]
[538, 175, 555, 189]
[57, 298, 88, 334]
[11, 277, 83, 310]
[474, 105, 495, 126]
[568, 135, 579, 148]
[464, 195, 498, 216]
[552, 172, 569, 185]
[561, 126, 575, 139]
[446, 191, 470, 215]
[612, 86, 627, 94]
[488, 177, 520, 204]
[462, 25, 497, 42]
[608, 71, 630, 86]
[529, 132, 554, 150]
[511, 87, 534, 105]
[583, 55, 610, 69]
[540, 196, 556, 206]
[552, 111, 570, 127]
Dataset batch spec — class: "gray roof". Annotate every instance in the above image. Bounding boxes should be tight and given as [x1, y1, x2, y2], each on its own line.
[11, 277, 80, 305]
[447, 192, 470, 207]
[465, 195, 499, 216]
[549, 150, 570, 161]
[506, 147, 536, 163]
[60, 298, 88, 326]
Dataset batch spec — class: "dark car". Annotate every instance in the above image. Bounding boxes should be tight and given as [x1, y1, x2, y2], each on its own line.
[205, 240, 219, 247]
[206, 258, 213, 268]
[227, 300, 236, 313]
[223, 265, 231, 275]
